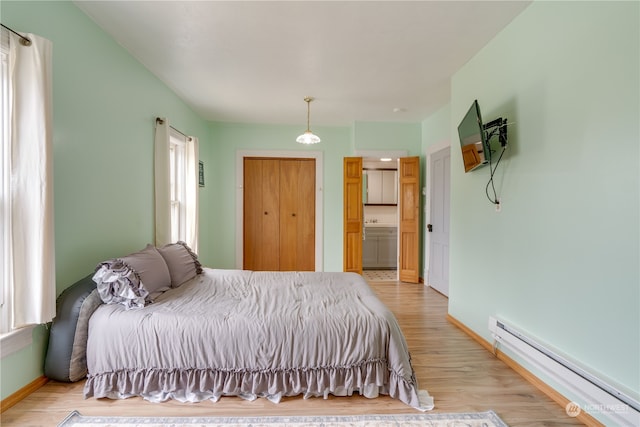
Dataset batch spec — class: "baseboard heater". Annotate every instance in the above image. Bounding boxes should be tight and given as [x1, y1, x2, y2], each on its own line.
[488, 316, 640, 426]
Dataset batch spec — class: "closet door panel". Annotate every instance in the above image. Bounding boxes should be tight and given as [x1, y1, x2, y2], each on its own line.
[279, 159, 315, 271]
[243, 158, 280, 271]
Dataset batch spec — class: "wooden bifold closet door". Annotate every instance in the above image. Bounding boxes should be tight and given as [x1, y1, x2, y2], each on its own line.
[243, 157, 315, 271]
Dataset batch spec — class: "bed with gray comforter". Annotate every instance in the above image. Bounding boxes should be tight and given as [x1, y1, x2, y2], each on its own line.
[83, 268, 433, 410]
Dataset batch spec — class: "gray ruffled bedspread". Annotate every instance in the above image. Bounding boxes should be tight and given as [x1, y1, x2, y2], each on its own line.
[83, 269, 433, 410]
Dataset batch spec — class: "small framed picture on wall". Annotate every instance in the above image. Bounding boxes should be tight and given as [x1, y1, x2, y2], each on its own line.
[199, 161, 205, 187]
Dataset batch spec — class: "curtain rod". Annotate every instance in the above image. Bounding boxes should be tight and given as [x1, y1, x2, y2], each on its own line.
[156, 117, 191, 140]
[1, 23, 32, 46]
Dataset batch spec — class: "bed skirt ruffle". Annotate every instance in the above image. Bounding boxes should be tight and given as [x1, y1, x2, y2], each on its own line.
[83, 359, 433, 410]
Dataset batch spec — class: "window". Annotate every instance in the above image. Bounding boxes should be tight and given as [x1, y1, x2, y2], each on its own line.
[169, 130, 187, 244]
[154, 118, 199, 253]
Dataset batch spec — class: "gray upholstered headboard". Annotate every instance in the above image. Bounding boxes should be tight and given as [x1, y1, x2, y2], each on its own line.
[44, 274, 103, 382]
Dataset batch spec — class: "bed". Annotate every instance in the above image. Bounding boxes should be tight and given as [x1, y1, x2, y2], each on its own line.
[45, 243, 433, 411]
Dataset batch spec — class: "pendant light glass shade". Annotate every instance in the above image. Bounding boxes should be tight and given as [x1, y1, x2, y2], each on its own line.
[296, 96, 321, 144]
[296, 130, 321, 144]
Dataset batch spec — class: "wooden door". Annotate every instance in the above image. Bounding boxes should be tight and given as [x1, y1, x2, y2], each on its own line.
[399, 156, 420, 283]
[243, 158, 315, 271]
[279, 159, 315, 271]
[343, 157, 363, 273]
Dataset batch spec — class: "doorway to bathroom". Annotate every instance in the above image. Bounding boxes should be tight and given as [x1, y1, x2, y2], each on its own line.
[362, 157, 399, 281]
[344, 151, 419, 283]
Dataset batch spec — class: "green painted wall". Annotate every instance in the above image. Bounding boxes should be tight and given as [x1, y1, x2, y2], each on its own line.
[354, 121, 422, 152]
[207, 122, 352, 271]
[422, 103, 451, 151]
[1, 1, 210, 400]
[447, 1, 639, 421]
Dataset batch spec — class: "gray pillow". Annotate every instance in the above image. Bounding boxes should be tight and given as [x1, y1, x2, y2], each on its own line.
[120, 244, 171, 299]
[157, 241, 203, 287]
[93, 244, 172, 309]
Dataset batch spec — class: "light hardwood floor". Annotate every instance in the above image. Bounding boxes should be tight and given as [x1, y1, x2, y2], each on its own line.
[2, 280, 585, 426]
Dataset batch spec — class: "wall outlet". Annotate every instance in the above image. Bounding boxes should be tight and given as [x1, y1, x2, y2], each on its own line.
[495, 198, 502, 213]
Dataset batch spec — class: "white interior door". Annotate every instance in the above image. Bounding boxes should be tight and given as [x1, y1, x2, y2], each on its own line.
[428, 147, 450, 296]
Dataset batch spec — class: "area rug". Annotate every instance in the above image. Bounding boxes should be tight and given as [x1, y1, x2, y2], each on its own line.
[58, 410, 509, 427]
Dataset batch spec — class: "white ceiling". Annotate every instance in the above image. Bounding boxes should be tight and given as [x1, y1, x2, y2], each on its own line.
[74, 1, 530, 127]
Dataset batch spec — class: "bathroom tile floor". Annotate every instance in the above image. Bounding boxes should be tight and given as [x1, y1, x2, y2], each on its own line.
[362, 269, 398, 282]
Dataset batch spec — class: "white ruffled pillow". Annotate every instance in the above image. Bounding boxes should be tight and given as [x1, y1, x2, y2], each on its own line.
[93, 260, 148, 309]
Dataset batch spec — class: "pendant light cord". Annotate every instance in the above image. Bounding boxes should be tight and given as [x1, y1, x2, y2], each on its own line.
[304, 96, 313, 132]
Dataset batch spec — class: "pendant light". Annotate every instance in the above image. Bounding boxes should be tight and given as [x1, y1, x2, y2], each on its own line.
[296, 96, 321, 144]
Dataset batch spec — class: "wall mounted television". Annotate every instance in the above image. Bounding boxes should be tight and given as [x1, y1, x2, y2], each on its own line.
[457, 99, 508, 173]
[458, 100, 489, 173]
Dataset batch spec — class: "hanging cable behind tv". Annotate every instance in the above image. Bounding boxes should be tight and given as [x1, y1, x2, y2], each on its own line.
[483, 117, 508, 206]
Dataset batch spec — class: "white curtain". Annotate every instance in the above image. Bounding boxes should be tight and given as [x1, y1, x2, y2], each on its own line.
[154, 118, 198, 252]
[154, 117, 171, 247]
[185, 136, 199, 254]
[9, 32, 56, 328]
